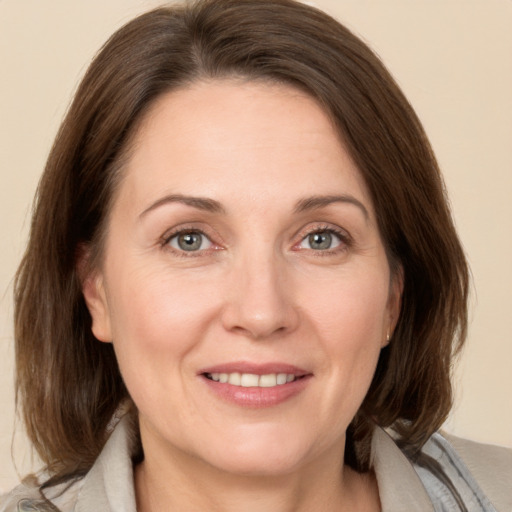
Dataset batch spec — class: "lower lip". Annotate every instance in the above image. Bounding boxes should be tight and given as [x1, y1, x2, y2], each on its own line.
[201, 375, 312, 408]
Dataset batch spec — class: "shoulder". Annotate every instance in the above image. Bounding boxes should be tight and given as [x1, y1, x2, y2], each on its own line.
[0, 413, 137, 512]
[414, 431, 512, 511]
[0, 476, 82, 512]
[0, 482, 41, 511]
[0, 477, 42, 512]
[374, 426, 512, 511]
[443, 433, 512, 511]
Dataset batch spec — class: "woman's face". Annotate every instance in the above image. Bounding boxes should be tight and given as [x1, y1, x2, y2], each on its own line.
[84, 80, 401, 476]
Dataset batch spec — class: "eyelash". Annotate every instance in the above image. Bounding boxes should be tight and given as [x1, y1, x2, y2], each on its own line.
[294, 225, 352, 256]
[160, 226, 219, 258]
[160, 224, 352, 257]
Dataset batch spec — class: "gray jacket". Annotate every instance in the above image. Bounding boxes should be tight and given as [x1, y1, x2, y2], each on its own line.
[1, 416, 511, 511]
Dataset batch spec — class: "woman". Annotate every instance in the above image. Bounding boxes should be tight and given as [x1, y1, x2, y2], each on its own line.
[1, 0, 511, 510]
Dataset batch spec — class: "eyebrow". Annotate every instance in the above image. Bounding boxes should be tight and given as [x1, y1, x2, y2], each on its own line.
[293, 194, 369, 220]
[139, 194, 226, 218]
[139, 193, 369, 220]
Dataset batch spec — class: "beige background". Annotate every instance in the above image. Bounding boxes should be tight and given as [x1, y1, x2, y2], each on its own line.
[1, 0, 511, 492]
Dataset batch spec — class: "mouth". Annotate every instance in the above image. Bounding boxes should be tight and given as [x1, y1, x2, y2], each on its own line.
[203, 372, 305, 388]
[199, 363, 311, 407]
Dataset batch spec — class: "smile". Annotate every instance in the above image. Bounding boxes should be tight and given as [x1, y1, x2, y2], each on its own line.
[205, 372, 297, 387]
[200, 363, 312, 407]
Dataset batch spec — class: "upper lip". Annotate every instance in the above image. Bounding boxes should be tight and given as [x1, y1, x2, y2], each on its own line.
[198, 362, 310, 377]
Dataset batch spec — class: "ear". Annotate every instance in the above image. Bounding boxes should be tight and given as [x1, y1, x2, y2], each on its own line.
[77, 246, 113, 343]
[383, 265, 404, 347]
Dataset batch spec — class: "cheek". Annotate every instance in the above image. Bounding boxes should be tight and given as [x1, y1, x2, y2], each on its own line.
[104, 264, 221, 397]
[301, 271, 389, 411]
[107, 261, 218, 342]
[302, 269, 389, 349]
[321, 298, 386, 391]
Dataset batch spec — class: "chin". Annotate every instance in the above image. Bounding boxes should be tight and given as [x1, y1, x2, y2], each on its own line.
[198, 427, 321, 477]
[211, 450, 305, 477]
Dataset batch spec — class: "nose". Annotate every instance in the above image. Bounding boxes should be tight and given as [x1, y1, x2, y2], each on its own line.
[221, 251, 299, 340]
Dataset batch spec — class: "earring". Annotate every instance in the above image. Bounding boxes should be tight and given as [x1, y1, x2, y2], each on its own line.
[386, 331, 391, 343]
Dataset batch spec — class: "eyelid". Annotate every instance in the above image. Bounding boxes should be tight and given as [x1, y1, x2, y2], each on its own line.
[159, 222, 352, 256]
[168, 231, 212, 251]
[292, 223, 352, 253]
[160, 224, 223, 255]
[298, 230, 342, 250]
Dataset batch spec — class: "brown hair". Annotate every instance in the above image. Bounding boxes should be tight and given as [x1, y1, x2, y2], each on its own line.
[15, 0, 468, 480]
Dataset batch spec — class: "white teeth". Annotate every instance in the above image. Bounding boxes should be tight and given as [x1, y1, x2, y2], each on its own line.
[228, 372, 241, 386]
[259, 374, 277, 387]
[207, 372, 297, 387]
[241, 373, 259, 387]
[276, 373, 287, 385]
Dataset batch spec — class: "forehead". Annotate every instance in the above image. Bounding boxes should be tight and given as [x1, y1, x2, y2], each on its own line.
[118, 79, 373, 217]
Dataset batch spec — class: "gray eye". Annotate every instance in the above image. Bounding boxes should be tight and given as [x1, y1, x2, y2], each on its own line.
[169, 232, 212, 252]
[299, 230, 341, 251]
[308, 232, 332, 250]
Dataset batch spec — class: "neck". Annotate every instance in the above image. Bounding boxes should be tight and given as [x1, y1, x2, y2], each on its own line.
[134, 439, 379, 512]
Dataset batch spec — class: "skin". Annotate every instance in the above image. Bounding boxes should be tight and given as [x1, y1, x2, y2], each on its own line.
[83, 80, 401, 512]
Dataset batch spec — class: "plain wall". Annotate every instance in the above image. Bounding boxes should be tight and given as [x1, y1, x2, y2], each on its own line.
[1, 0, 511, 492]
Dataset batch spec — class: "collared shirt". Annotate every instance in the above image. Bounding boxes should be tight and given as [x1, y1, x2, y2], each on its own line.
[2, 416, 511, 511]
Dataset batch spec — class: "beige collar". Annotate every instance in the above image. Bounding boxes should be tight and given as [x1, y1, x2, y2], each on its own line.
[371, 428, 434, 511]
